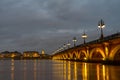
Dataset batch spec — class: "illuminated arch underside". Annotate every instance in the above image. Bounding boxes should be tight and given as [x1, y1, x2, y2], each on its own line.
[79, 50, 87, 59]
[90, 48, 105, 60]
[109, 45, 120, 60]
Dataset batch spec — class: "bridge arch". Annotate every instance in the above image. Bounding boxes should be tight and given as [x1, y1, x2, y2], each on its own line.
[109, 45, 120, 60]
[90, 48, 105, 60]
[63, 54, 67, 59]
[79, 50, 87, 60]
[65, 54, 69, 59]
[68, 52, 73, 59]
[71, 51, 78, 59]
[60, 55, 62, 59]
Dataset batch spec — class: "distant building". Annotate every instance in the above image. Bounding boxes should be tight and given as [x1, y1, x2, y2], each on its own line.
[23, 51, 40, 58]
[0, 51, 10, 58]
[0, 51, 21, 59]
[10, 51, 22, 58]
[42, 49, 45, 55]
[40, 50, 51, 59]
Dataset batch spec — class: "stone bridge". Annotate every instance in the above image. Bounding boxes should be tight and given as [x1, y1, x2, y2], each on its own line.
[52, 32, 120, 61]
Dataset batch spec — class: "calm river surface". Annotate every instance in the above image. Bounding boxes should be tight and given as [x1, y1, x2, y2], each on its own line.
[0, 60, 120, 80]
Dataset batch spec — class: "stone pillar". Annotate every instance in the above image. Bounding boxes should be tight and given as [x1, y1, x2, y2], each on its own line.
[104, 42, 109, 61]
[86, 47, 90, 60]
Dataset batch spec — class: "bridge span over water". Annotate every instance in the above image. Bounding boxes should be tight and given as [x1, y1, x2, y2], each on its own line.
[52, 32, 120, 62]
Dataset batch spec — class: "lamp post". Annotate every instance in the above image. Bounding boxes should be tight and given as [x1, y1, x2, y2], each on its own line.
[67, 41, 71, 49]
[63, 44, 66, 50]
[82, 32, 87, 44]
[98, 19, 105, 39]
[73, 37, 77, 47]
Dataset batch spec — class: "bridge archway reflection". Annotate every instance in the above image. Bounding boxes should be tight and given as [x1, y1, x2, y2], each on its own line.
[60, 61, 120, 80]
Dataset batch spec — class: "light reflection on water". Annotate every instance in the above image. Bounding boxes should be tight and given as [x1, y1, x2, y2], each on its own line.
[0, 60, 120, 80]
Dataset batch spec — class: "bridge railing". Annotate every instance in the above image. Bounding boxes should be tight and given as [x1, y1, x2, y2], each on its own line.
[86, 32, 120, 45]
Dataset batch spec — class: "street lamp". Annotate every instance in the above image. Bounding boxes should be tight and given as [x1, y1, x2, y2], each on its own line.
[63, 44, 67, 50]
[98, 19, 105, 39]
[82, 32, 87, 44]
[73, 37, 77, 47]
[67, 41, 71, 48]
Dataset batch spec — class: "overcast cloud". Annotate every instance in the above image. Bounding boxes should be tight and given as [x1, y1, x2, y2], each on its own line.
[0, 0, 120, 54]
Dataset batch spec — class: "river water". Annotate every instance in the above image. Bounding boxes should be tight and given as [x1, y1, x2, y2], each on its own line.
[0, 60, 120, 80]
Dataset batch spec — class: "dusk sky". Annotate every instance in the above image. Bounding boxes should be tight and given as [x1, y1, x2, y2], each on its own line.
[0, 0, 120, 54]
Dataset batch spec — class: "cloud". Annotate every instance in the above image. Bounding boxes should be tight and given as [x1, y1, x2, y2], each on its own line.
[0, 0, 120, 54]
